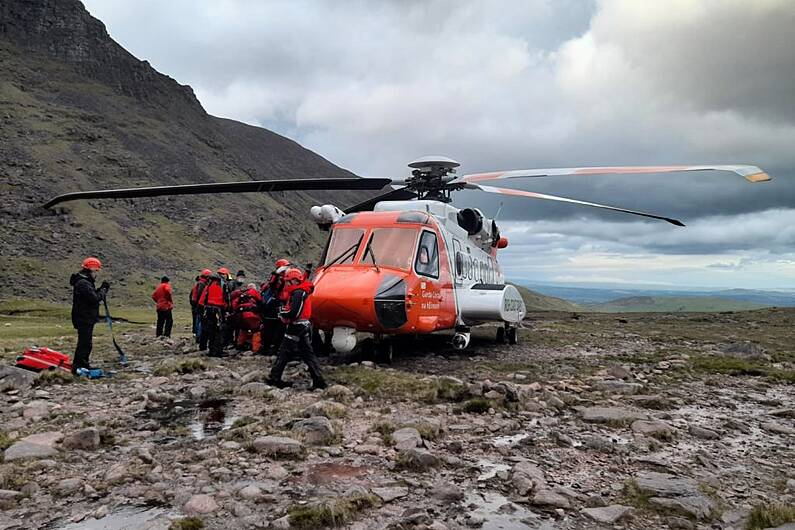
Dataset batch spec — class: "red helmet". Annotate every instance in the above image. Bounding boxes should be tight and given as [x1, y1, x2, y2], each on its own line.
[82, 257, 102, 271]
[217, 267, 230, 276]
[201, 268, 212, 278]
[275, 258, 290, 268]
[283, 267, 305, 282]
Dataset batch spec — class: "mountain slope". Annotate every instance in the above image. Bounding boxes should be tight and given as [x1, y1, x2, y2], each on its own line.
[589, 296, 769, 313]
[0, 0, 374, 305]
[510, 283, 583, 312]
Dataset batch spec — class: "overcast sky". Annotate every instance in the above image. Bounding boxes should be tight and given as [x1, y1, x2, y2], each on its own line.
[83, 0, 795, 290]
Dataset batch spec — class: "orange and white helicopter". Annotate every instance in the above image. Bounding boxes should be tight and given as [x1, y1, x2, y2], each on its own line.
[45, 157, 771, 356]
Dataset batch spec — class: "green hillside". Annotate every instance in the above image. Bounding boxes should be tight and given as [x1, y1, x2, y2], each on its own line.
[510, 283, 583, 312]
[589, 296, 769, 313]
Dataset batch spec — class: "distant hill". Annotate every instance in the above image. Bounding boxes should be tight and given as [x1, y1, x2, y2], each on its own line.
[0, 0, 375, 305]
[588, 296, 770, 313]
[510, 283, 583, 312]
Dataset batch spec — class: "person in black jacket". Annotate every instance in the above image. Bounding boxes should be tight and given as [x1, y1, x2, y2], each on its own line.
[70, 257, 109, 374]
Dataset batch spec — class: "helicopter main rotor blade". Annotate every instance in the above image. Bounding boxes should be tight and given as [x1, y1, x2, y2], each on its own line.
[345, 187, 418, 213]
[465, 182, 685, 226]
[42, 178, 393, 209]
[455, 165, 772, 184]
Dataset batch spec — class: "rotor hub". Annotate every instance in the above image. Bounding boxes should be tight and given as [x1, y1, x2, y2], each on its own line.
[405, 156, 461, 202]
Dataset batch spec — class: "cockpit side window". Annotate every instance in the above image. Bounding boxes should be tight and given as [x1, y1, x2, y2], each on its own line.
[415, 230, 439, 278]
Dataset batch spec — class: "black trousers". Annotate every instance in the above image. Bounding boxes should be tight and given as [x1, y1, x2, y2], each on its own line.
[72, 323, 95, 372]
[201, 307, 225, 356]
[156, 310, 173, 337]
[269, 322, 325, 386]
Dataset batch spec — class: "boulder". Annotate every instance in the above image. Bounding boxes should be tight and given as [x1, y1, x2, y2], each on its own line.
[238, 485, 262, 500]
[291, 417, 336, 446]
[531, 489, 570, 509]
[648, 495, 715, 521]
[633, 472, 699, 497]
[302, 400, 347, 418]
[431, 483, 464, 502]
[183, 494, 219, 514]
[63, 428, 100, 451]
[392, 427, 422, 450]
[582, 505, 633, 524]
[22, 400, 50, 420]
[55, 478, 82, 495]
[0, 490, 22, 501]
[239, 382, 272, 397]
[252, 435, 305, 457]
[761, 421, 795, 435]
[511, 461, 546, 495]
[324, 384, 355, 403]
[689, 425, 720, 440]
[398, 448, 439, 470]
[721, 342, 769, 361]
[631, 420, 676, 440]
[241, 370, 269, 384]
[3, 431, 62, 461]
[0, 366, 36, 392]
[595, 380, 643, 394]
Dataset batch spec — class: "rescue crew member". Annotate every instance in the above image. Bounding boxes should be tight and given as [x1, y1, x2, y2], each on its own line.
[266, 267, 326, 390]
[151, 276, 174, 337]
[199, 268, 230, 357]
[190, 269, 211, 341]
[232, 283, 263, 351]
[69, 257, 109, 374]
[259, 259, 291, 355]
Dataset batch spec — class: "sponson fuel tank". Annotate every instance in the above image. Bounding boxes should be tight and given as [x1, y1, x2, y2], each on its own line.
[457, 284, 526, 324]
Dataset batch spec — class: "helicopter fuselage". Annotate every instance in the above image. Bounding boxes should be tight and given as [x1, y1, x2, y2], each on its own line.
[311, 200, 526, 351]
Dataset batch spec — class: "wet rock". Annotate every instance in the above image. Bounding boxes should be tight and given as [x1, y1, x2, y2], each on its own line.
[302, 400, 347, 418]
[3, 431, 62, 461]
[532, 489, 570, 509]
[0, 366, 36, 391]
[63, 428, 100, 450]
[761, 421, 795, 435]
[55, 478, 82, 495]
[432, 483, 464, 502]
[291, 417, 336, 445]
[373, 486, 409, 503]
[239, 382, 271, 397]
[631, 419, 676, 440]
[324, 384, 355, 403]
[689, 425, 720, 440]
[398, 448, 440, 470]
[582, 504, 633, 524]
[580, 407, 648, 424]
[648, 495, 715, 521]
[184, 493, 219, 514]
[392, 427, 422, 450]
[252, 435, 305, 456]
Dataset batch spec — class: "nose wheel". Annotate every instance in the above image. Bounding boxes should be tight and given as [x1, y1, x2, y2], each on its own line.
[497, 324, 519, 345]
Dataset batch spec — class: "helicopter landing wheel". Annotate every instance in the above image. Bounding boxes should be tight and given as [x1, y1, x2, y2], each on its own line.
[496, 326, 506, 344]
[374, 341, 394, 364]
[507, 326, 519, 345]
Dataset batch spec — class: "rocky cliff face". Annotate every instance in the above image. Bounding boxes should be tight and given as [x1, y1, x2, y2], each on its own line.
[0, 0, 371, 305]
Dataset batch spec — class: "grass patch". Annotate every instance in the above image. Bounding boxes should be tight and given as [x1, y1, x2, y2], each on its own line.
[461, 398, 493, 414]
[435, 378, 468, 402]
[153, 358, 207, 376]
[370, 420, 396, 446]
[331, 366, 438, 403]
[690, 355, 795, 384]
[33, 369, 75, 387]
[288, 493, 379, 529]
[0, 432, 14, 451]
[622, 479, 652, 510]
[746, 503, 795, 530]
[169, 517, 204, 530]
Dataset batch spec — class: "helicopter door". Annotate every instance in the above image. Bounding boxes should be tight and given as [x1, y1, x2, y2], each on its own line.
[452, 238, 464, 286]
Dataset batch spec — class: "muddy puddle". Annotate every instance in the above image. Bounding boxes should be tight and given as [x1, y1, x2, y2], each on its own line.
[56, 507, 171, 530]
[305, 462, 370, 485]
[137, 398, 238, 441]
[464, 491, 547, 529]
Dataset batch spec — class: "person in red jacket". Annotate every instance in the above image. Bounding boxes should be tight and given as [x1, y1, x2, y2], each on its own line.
[232, 283, 263, 351]
[190, 269, 211, 341]
[199, 269, 230, 357]
[151, 276, 174, 337]
[266, 268, 326, 390]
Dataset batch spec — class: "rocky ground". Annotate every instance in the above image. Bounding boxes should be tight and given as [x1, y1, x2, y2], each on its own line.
[1, 309, 794, 530]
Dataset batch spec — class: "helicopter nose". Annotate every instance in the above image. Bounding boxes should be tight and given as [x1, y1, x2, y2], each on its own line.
[312, 268, 409, 332]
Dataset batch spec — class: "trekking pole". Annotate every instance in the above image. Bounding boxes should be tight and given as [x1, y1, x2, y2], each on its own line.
[102, 295, 128, 366]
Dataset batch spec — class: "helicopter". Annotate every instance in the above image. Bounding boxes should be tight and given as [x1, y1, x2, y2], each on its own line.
[44, 157, 771, 356]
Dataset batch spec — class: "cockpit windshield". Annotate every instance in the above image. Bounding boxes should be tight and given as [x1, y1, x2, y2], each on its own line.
[362, 228, 417, 270]
[323, 228, 364, 266]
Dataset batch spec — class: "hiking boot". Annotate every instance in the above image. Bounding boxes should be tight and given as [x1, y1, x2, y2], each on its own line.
[309, 381, 328, 391]
[266, 378, 293, 389]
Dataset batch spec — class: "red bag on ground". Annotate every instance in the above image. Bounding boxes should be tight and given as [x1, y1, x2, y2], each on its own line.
[16, 347, 72, 373]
